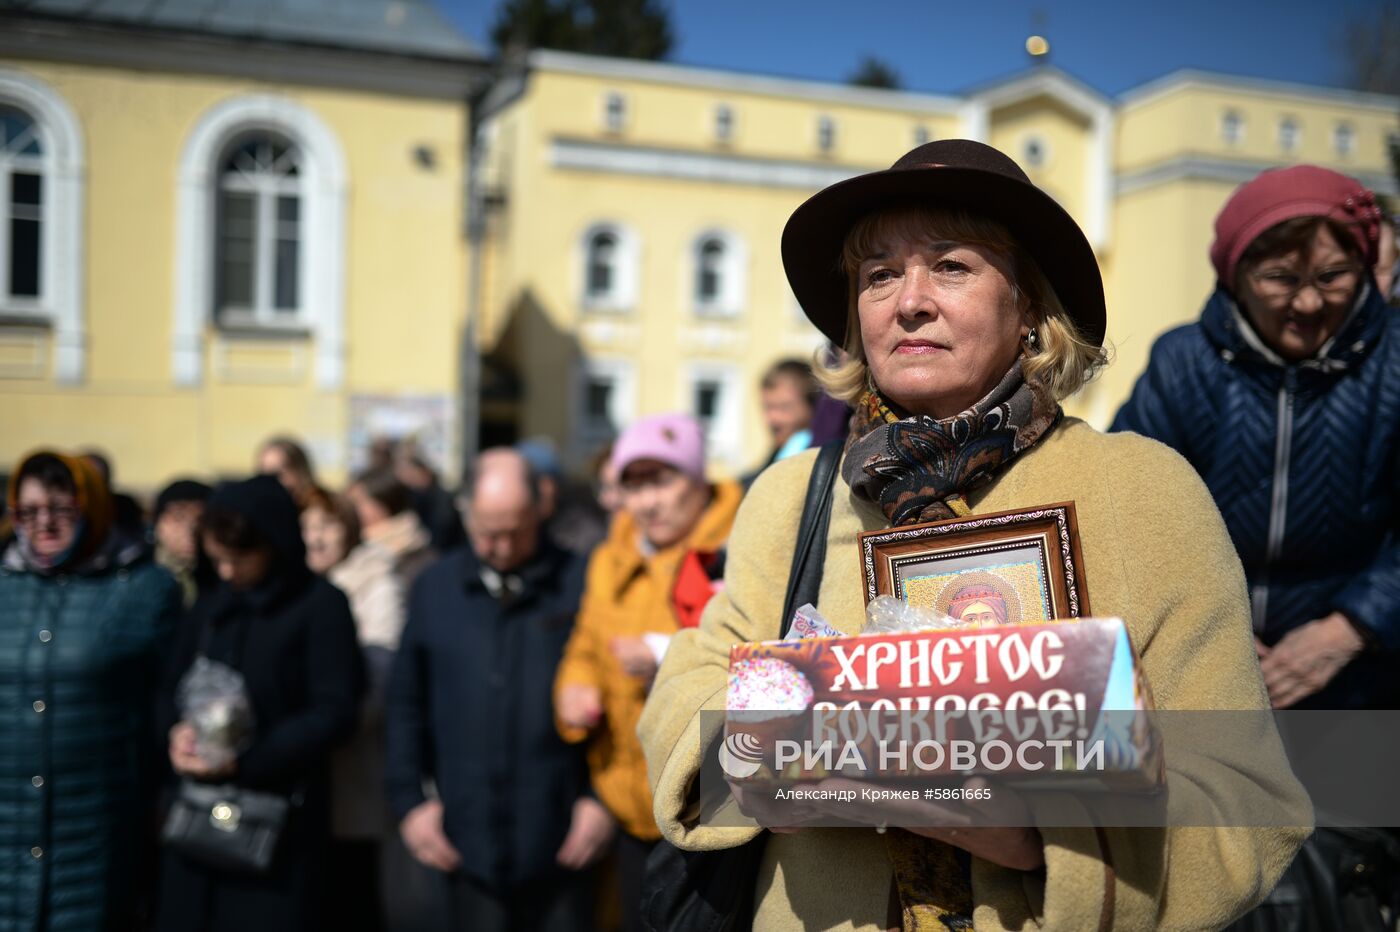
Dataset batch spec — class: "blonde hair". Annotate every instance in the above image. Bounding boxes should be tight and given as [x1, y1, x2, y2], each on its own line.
[815, 205, 1108, 405]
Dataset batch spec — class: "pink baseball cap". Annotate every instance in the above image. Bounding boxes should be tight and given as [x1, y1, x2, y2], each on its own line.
[610, 413, 706, 481]
[1210, 165, 1383, 287]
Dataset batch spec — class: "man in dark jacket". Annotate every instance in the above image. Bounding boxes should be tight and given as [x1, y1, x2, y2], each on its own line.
[386, 448, 610, 932]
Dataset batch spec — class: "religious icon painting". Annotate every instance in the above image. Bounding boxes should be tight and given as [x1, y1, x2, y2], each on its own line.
[857, 502, 1090, 623]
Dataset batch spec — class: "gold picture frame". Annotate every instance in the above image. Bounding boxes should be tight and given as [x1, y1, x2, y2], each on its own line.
[858, 502, 1090, 625]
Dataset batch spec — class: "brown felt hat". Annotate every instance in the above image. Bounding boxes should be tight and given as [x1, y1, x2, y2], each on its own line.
[782, 139, 1106, 348]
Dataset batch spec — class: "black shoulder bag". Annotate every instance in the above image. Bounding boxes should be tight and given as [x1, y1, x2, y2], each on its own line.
[641, 440, 843, 932]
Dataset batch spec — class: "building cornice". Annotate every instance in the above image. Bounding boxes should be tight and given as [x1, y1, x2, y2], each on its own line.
[528, 49, 964, 115]
[548, 136, 875, 190]
[0, 14, 488, 100]
[1119, 69, 1400, 113]
[1117, 154, 1400, 197]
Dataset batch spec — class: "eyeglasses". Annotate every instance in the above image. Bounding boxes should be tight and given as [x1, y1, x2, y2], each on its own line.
[1249, 265, 1360, 300]
[13, 504, 79, 525]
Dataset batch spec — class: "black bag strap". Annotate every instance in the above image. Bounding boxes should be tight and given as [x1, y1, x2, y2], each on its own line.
[778, 440, 843, 637]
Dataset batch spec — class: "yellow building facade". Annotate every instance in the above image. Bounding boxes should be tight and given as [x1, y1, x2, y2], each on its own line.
[475, 53, 1399, 474]
[0, 3, 484, 490]
[1, 22, 1397, 488]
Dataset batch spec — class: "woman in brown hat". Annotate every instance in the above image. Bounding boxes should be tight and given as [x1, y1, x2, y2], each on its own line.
[639, 140, 1309, 931]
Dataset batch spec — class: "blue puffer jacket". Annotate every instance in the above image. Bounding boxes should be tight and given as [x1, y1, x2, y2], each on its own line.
[1112, 283, 1400, 708]
[0, 535, 181, 932]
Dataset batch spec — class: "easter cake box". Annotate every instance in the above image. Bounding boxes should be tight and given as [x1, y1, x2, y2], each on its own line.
[723, 617, 1163, 789]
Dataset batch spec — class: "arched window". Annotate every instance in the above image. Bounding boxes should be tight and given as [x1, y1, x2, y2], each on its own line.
[0, 69, 85, 383]
[0, 105, 43, 303]
[215, 131, 303, 323]
[1334, 123, 1355, 158]
[696, 237, 724, 303]
[173, 95, 347, 387]
[816, 115, 836, 153]
[586, 230, 617, 299]
[1278, 118, 1300, 153]
[714, 104, 734, 142]
[579, 222, 638, 311]
[603, 92, 627, 133]
[1221, 110, 1245, 146]
[692, 230, 746, 317]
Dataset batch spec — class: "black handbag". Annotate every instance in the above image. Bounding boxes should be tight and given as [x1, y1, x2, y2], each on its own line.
[1227, 827, 1400, 932]
[641, 440, 843, 932]
[161, 611, 296, 874]
[161, 780, 292, 874]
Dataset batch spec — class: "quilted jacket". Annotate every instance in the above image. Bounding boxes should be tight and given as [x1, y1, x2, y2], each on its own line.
[1112, 283, 1400, 708]
[0, 536, 180, 932]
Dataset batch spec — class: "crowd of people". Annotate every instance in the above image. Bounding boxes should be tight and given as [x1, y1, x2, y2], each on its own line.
[1, 141, 1399, 932]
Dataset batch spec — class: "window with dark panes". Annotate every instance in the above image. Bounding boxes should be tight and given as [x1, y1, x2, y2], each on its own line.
[585, 376, 615, 432]
[1, 104, 44, 304]
[586, 231, 617, 299]
[695, 380, 721, 426]
[715, 105, 734, 142]
[697, 238, 724, 304]
[215, 131, 303, 324]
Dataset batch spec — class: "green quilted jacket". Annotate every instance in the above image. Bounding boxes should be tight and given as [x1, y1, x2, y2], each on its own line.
[0, 535, 180, 932]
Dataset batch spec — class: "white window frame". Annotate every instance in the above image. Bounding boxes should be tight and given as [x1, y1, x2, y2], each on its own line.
[1334, 123, 1356, 158]
[683, 362, 743, 472]
[174, 95, 347, 388]
[0, 69, 85, 383]
[578, 221, 639, 313]
[575, 356, 636, 454]
[1277, 117, 1300, 154]
[1221, 110, 1246, 146]
[602, 91, 628, 134]
[214, 133, 306, 328]
[690, 229, 747, 318]
[0, 112, 46, 310]
[912, 124, 931, 147]
[816, 115, 836, 153]
[714, 104, 734, 143]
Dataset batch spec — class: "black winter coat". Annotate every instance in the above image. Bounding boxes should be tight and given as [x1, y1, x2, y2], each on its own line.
[155, 476, 362, 932]
[385, 541, 589, 892]
[1113, 284, 1400, 708]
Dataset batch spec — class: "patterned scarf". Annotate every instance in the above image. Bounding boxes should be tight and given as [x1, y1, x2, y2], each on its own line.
[843, 360, 1060, 525]
[843, 360, 1060, 931]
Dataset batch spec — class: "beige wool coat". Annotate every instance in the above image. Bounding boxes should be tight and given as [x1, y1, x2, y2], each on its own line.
[638, 418, 1311, 931]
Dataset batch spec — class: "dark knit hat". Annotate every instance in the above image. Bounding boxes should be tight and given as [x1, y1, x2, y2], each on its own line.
[206, 474, 305, 568]
[782, 139, 1106, 348]
[1210, 165, 1383, 286]
[154, 478, 212, 521]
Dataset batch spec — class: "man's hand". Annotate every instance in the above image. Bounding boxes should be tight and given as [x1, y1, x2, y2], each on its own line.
[557, 684, 604, 731]
[168, 721, 235, 780]
[556, 796, 616, 870]
[610, 636, 659, 681]
[1260, 612, 1365, 709]
[400, 800, 462, 873]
